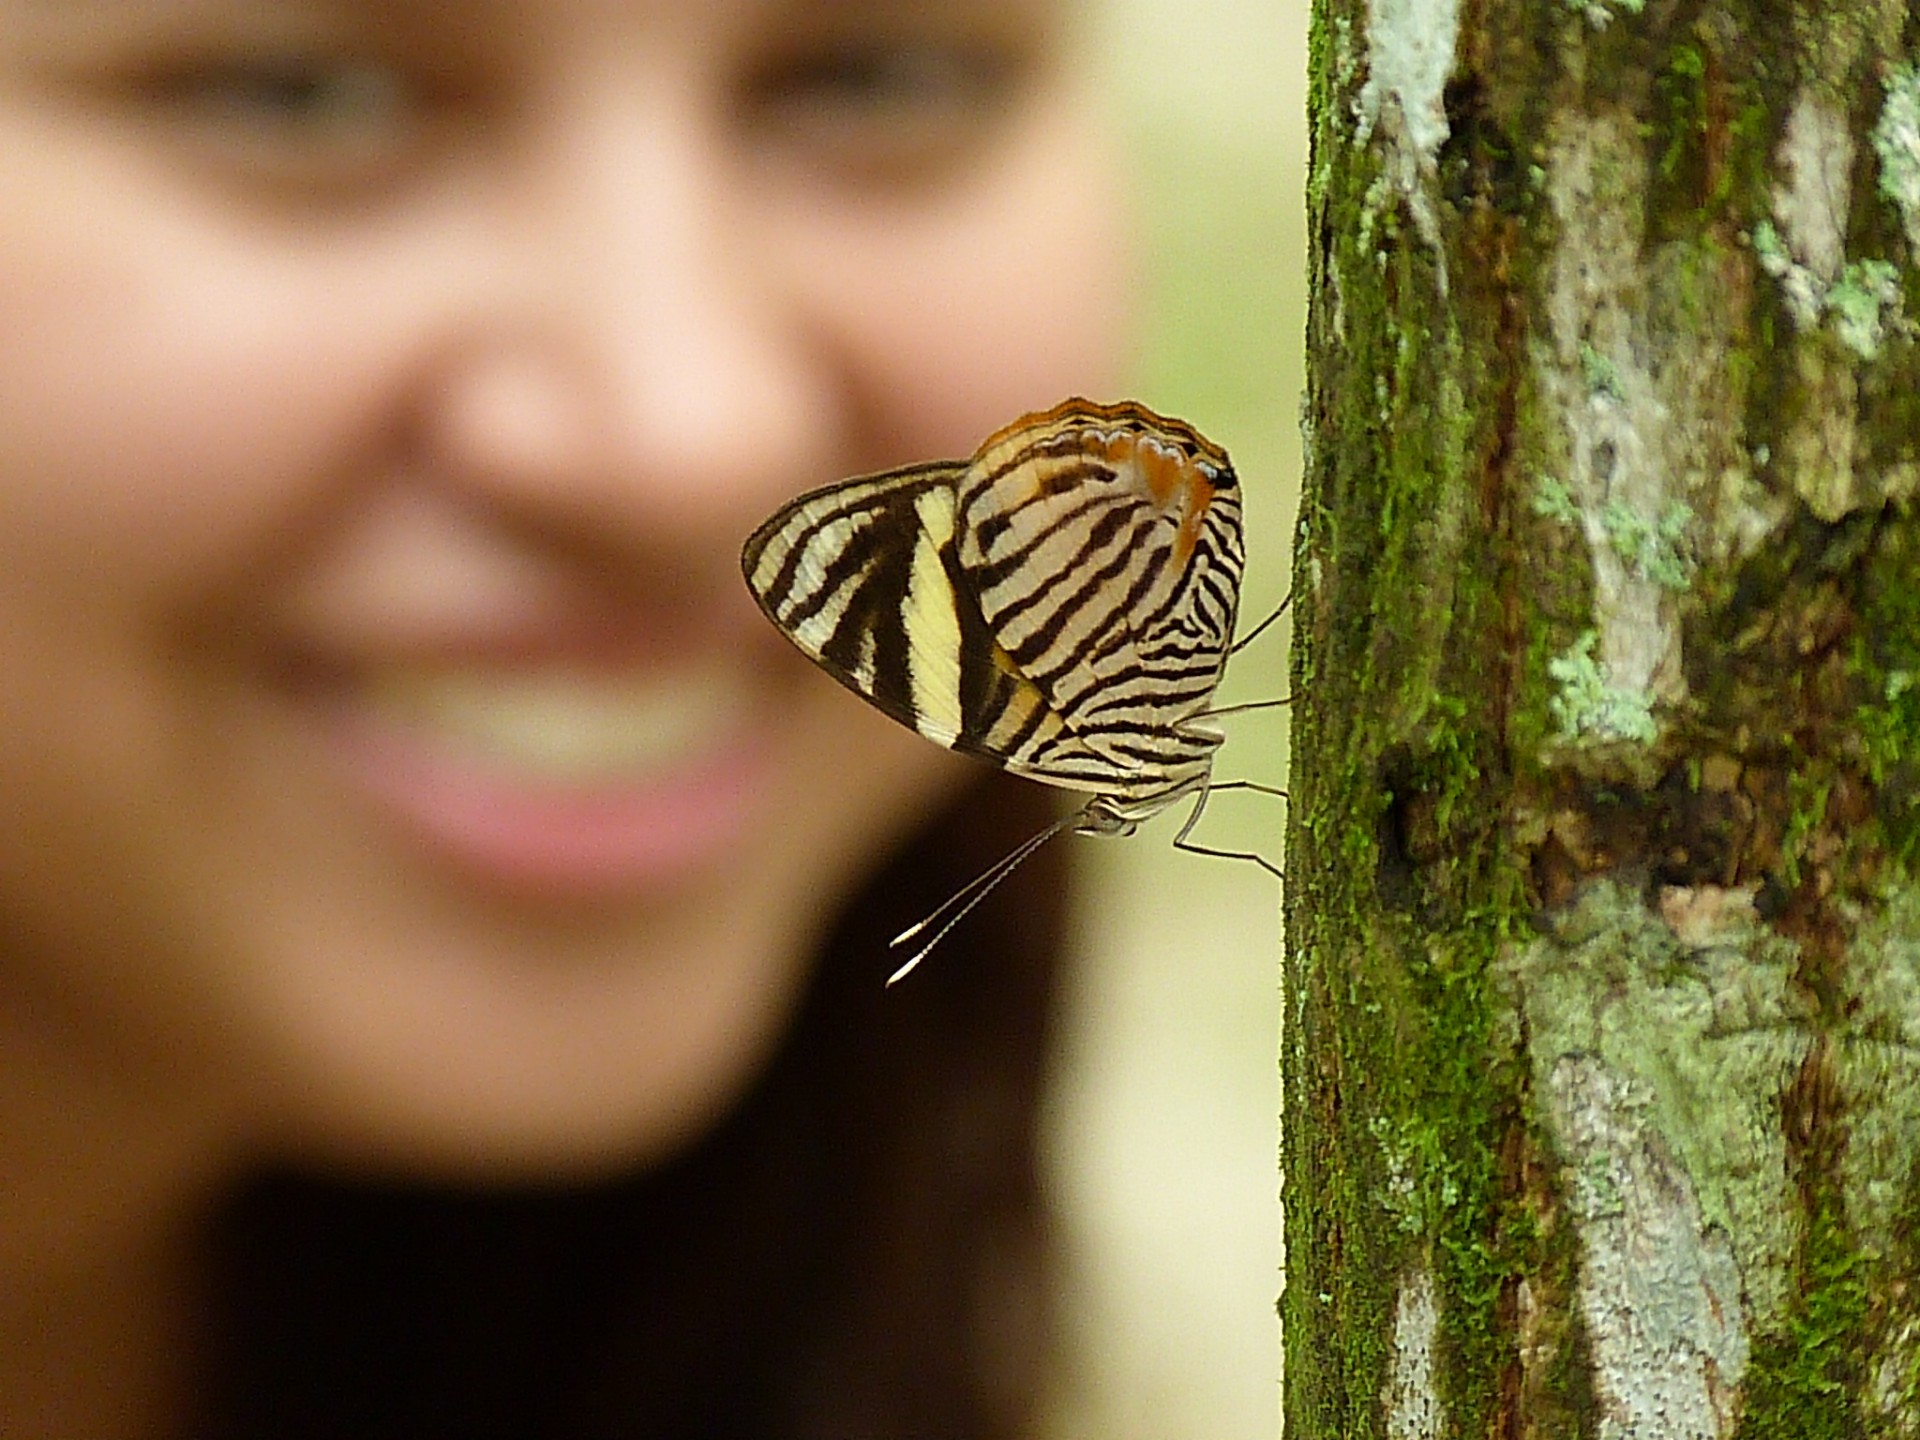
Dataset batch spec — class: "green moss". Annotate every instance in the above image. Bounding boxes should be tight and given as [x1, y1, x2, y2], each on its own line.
[1873, 62, 1920, 243]
[1657, 43, 1708, 181]
[1286, 115, 1523, 1409]
[1854, 514, 1920, 866]
[1284, 531, 1523, 1425]
[1600, 498, 1696, 588]
[1423, 696, 1482, 839]
[1578, 341, 1624, 398]
[1532, 474, 1579, 525]
[1872, 1163, 1920, 1424]
[1857, 674, 1920, 867]
[1779, 771, 1835, 889]
[1417, 917, 1526, 1425]
[1287, 6, 1421, 1423]
[1648, 27, 1773, 227]
[1740, 1178, 1872, 1439]
[1547, 631, 1659, 744]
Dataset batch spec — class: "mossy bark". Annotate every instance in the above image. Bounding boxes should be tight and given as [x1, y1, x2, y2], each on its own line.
[1283, 2, 1920, 1435]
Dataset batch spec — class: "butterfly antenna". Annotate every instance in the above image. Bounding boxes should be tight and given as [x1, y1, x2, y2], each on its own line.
[886, 808, 1082, 986]
[1229, 588, 1292, 655]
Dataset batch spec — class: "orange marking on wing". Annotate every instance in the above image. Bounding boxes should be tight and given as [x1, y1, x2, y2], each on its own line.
[1173, 470, 1218, 564]
[966, 400, 1235, 570]
[974, 397, 1225, 465]
[1138, 437, 1190, 508]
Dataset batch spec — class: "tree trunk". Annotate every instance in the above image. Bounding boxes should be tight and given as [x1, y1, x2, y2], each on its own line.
[1283, 2, 1920, 1435]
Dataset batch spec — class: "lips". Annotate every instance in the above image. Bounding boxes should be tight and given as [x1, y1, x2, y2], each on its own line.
[316, 660, 770, 897]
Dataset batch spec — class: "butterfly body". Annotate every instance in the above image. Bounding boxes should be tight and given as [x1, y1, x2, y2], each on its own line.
[742, 398, 1244, 837]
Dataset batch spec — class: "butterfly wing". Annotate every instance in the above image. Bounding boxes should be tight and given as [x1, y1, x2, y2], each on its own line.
[741, 402, 1246, 811]
[742, 461, 1077, 768]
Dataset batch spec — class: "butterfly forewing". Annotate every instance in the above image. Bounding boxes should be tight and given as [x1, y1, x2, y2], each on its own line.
[742, 462, 968, 744]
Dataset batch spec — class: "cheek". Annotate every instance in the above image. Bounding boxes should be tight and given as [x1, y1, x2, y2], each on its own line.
[772, 91, 1137, 456]
[0, 170, 424, 617]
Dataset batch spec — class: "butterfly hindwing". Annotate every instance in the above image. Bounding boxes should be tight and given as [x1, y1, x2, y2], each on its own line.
[954, 401, 1243, 798]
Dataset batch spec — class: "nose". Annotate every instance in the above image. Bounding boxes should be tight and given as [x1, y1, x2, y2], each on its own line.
[411, 72, 836, 565]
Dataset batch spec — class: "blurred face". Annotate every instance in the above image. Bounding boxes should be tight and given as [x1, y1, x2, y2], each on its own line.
[0, 0, 1128, 1179]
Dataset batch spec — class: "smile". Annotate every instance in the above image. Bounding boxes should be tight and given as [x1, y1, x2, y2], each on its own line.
[361, 665, 751, 784]
[316, 661, 770, 897]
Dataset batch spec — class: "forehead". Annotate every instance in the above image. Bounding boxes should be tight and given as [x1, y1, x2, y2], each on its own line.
[1, 0, 1074, 44]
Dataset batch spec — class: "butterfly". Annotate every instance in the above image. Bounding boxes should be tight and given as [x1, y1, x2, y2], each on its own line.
[741, 398, 1284, 980]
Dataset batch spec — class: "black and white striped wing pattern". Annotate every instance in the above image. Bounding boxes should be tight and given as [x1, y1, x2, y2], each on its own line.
[740, 398, 1244, 825]
[741, 462, 1075, 766]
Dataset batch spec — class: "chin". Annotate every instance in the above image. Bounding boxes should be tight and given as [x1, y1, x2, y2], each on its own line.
[261, 1061, 750, 1186]
[253, 962, 803, 1187]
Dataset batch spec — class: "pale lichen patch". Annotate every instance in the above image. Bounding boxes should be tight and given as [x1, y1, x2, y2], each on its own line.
[1532, 474, 1580, 525]
[1756, 88, 1906, 521]
[1547, 1055, 1751, 1439]
[1354, 0, 1461, 292]
[1873, 62, 1920, 257]
[1562, 0, 1644, 29]
[1498, 883, 1808, 1335]
[1752, 222, 1907, 362]
[1750, 217, 1824, 330]
[1826, 258, 1907, 360]
[1759, 90, 1912, 364]
[1537, 108, 1723, 742]
[1771, 94, 1853, 297]
[1831, 886, 1920, 1247]
[1601, 499, 1695, 590]
[1382, 1266, 1443, 1440]
[1548, 631, 1657, 744]
[1869, 1314, 1920, 1437]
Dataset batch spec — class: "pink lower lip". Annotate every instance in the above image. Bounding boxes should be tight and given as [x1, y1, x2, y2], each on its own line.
[327, 709, 767, 899]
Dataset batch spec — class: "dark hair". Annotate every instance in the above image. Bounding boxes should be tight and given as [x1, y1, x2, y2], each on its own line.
[202, 772, 1071, 1440]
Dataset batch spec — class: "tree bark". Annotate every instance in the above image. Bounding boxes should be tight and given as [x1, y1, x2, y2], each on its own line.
[1284, 2, 1920, 1435]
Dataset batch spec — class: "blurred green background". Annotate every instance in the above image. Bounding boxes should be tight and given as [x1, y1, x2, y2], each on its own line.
[1040, 2, 1308, 1436]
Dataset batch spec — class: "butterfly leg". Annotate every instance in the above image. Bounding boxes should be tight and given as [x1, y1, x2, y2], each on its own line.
[1203, 779, 1289, 802]
[1200, 696, 1292, 720]
[1172, 837, 1285, 881]
[1228, 587, 1292, 655]
[1169, 782, 1286, 881]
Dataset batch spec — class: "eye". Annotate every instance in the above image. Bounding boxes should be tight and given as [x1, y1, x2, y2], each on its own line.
[774, 41, 1003, 116]
[744, 29, 1038, 184]
[165, 55, 408, 134]
[132, 49, 438, 190]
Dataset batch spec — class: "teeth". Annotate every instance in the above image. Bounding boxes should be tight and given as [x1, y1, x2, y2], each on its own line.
[364, 668, 745, 781]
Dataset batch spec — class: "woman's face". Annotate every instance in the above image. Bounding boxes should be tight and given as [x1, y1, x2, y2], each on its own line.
[0, 0, 1127, 1177]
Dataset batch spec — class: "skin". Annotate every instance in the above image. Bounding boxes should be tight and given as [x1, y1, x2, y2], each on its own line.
[0, 0, 1131, 1431]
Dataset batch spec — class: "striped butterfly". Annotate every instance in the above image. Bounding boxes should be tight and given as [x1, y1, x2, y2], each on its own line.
[742, 398, 1284, 981]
